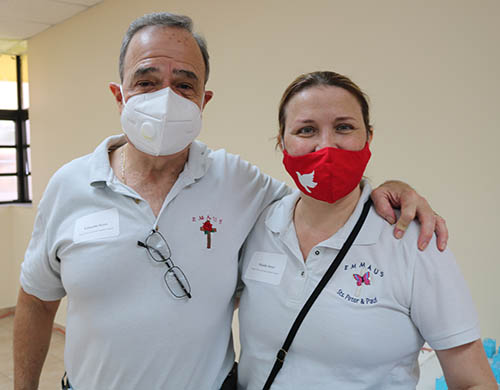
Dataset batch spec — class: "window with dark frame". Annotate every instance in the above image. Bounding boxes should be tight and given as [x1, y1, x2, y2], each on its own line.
[0, 54, 30, 204]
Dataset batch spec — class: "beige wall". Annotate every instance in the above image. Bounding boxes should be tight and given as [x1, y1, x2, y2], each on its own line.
[0, 207, 14, 307]
[1, 205, 34, 308]
[4, 0, 499, 340]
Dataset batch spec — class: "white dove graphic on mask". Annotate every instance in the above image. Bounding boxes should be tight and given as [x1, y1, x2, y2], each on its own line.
[296, 171, 318, 193]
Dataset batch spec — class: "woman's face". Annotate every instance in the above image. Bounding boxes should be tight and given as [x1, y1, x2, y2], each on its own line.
[283, 85, 372, 156]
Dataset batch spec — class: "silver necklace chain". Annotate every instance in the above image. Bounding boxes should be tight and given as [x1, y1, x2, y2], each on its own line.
[120, 145, 126, 185]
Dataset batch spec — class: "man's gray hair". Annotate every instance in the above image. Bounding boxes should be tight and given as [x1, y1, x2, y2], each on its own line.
[119, 12, 210, 84]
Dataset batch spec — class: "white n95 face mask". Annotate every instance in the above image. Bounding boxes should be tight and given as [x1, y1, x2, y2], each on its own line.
[120, 86, 202, 156]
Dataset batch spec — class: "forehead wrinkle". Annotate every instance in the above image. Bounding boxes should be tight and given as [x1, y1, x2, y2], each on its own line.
[124, 26, 205, 83]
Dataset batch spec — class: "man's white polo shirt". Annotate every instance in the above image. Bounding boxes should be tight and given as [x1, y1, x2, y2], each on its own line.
[21, 135, 289, 390]
[238, 181, 480, 389]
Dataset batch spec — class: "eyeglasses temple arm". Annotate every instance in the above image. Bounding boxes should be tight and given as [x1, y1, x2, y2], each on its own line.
[172, 272, 192, 299]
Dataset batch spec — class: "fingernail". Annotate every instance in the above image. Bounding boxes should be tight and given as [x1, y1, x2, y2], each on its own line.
[418, 240, 429, 251]
[395, 229, 403, 239]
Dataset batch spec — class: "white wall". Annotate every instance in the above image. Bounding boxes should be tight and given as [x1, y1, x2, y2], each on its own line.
[5, 0, 499, 340]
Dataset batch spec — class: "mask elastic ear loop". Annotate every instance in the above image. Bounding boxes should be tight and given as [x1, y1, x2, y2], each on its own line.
[196, 93, 205, 119]
[119, 85, 126, 105]
[200, 93, 205, 113]
[280, 138, 286, 152]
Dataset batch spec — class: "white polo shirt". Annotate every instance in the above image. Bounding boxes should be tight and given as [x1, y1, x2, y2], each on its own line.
[21, 135, 289, 390]
[238, 182, 480, 389]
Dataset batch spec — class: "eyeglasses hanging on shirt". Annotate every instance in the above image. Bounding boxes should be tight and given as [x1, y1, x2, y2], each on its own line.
[138, 229, 192, 299]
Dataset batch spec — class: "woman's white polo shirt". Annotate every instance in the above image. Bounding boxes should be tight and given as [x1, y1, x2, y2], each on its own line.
[238, 181, 480, 389]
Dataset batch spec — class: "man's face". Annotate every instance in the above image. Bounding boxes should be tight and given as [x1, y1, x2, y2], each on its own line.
[116, 25, 211, 111]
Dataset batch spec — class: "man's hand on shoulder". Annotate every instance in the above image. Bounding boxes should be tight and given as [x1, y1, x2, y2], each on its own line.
[371, 180, 448, 251]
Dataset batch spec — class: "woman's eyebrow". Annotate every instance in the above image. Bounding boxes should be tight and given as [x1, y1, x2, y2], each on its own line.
[334, 116, 357, 122]
[295, 119, 315, 124]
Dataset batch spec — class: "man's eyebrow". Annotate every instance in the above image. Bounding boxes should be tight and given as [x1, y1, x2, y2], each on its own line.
[173, 68, 199, 81]
[132, 66, 160, 79]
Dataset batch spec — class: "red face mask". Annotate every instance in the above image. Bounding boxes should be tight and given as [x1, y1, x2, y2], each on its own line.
[282, 142, 371, 203]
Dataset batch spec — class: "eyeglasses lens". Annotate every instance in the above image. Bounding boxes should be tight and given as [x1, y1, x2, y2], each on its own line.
[145, 232, 171, 262]
[165, 267, 191, 298]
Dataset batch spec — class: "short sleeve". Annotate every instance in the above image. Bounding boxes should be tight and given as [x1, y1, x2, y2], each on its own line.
[20, 204, 66, 301]
[409, 236, 480, 350]
[228, 152, 291, 216]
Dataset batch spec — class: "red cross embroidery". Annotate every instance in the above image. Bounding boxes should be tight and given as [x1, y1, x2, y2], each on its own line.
[200, 220, 217, 249]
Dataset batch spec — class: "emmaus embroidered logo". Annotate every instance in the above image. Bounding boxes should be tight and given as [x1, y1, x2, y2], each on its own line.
[336, 260, 384, 305]
[192, 215, 222, 249]
[200, 220, 216, 249]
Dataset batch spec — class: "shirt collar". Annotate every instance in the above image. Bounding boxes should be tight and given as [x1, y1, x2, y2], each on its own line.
[265, 180, 384, 248]
[88, 135, 125, 188]
[183, 139, 211, 183]
[88, 135, 211, 188]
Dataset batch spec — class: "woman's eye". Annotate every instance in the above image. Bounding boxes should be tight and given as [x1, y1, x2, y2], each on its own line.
[336, 123, 354, 131]
[297, 126, 315, 135]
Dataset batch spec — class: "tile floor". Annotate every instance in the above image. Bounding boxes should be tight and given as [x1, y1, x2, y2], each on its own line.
[0, 310, 65, 390]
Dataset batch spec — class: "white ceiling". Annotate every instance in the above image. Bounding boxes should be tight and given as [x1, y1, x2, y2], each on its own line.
[0, 0, 104, 54]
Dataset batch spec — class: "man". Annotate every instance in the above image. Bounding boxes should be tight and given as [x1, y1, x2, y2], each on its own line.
[14, 12, 447, 390]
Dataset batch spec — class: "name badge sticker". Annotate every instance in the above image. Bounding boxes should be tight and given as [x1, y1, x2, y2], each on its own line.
[74, 208, 119, 244]
[244, 251, 287, 285]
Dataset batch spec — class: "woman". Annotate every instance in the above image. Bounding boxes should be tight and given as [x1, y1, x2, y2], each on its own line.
[237, 71, 496, 389]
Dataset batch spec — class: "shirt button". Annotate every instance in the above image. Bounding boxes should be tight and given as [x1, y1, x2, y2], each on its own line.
[134, 198, 140, 204]
[300, 271, 305, 277]
[314, 250, 320, 256]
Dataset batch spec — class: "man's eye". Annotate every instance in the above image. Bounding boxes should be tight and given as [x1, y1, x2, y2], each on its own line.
[137, 81, 154, 88]
[178, 83, 193, 90]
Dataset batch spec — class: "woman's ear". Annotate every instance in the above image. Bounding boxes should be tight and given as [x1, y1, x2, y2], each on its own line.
[367, 126, 374, 144]
[277, 134, 284, 151]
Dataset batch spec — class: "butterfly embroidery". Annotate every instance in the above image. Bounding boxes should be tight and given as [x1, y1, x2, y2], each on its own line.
[353, 272, 371, 286]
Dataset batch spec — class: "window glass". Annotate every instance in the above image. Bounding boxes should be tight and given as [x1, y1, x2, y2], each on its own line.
[0, 120, 16, 145]
[0, 53, 31, 203]
[26, 119, 30, 145]
[0, 176, 17, 202]
[22, 55, 29, 109]
[0, 148, 16, 174]
[26, 147, 31, 174]
[0, 81, 17, 109]
[0, 55, 18, 110]
[22, 82, 29, 109]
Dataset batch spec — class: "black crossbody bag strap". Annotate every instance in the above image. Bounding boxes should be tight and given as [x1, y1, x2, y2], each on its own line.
[262, 198, 373, 390]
